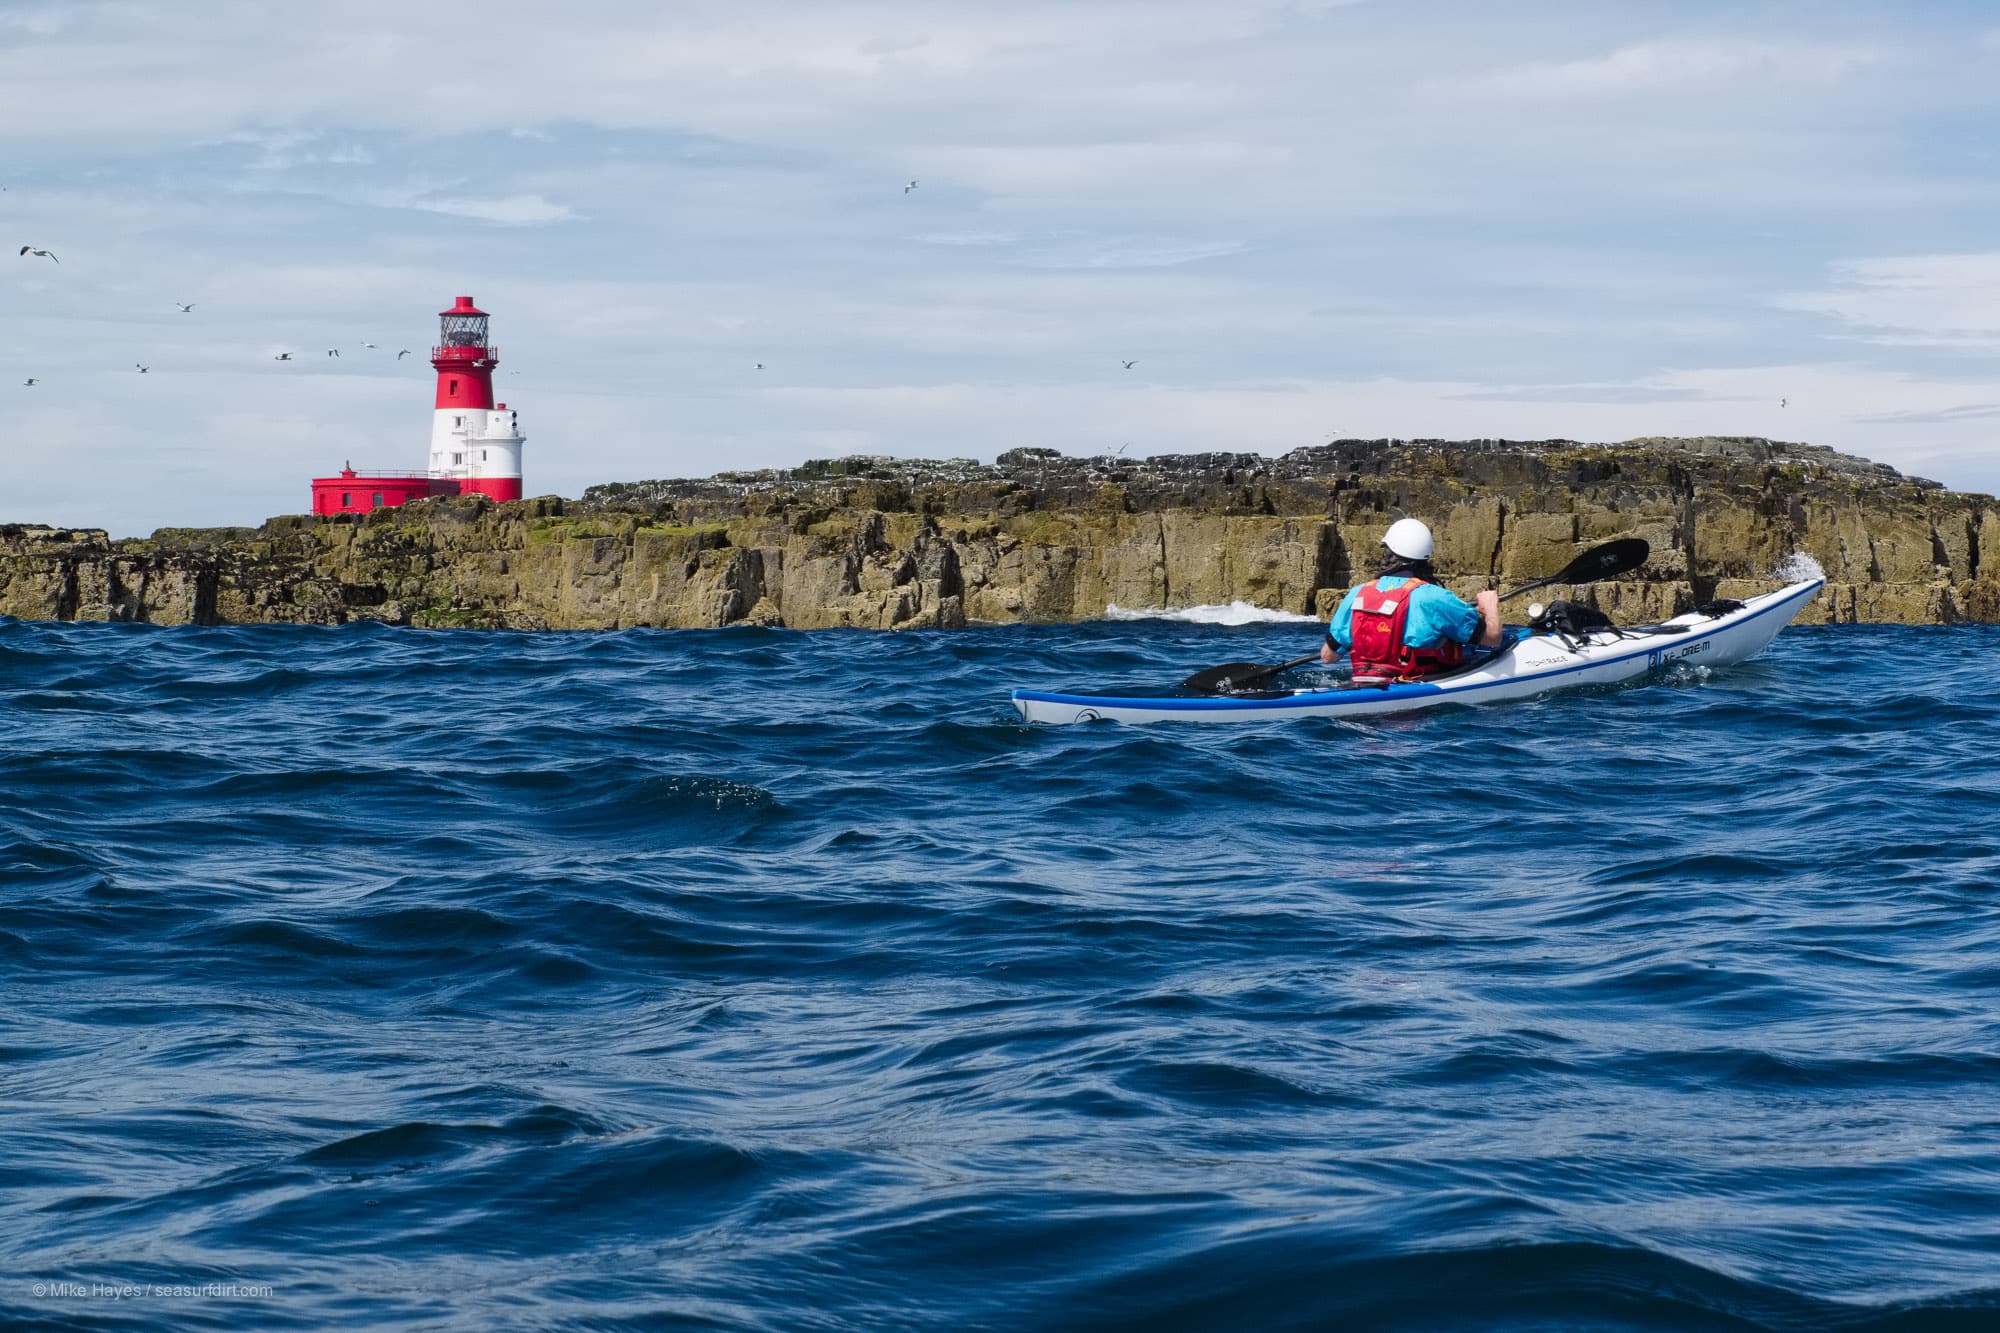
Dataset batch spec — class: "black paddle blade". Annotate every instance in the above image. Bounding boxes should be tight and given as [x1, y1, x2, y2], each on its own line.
[1179, 661, 1270, 693]
[1557, 537, 1649, 584]
[1500, 537, 1654, 601]
[1179, 650, 1321, 695]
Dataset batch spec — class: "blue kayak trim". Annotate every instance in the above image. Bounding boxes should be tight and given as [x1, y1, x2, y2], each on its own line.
[1012, 579, 1823, 714]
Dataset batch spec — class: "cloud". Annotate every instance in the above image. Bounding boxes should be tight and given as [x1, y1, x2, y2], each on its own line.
[1779, 253, 2000, 348]
[929, 141, 1295, 202]
[1448, 382, 1712, 405]
[410, 193, 576, 225]
[7, 1, 2000, 536]
[0, 8, 74, 37]
[914, 230, 1245, 269]
[0, 2, 1352, 148]
[1855, 402, 2000, 425]
[1431, 38, 1886, 99]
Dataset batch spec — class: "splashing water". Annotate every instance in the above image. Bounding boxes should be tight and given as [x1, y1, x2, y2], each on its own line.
[1772, 551, 1826, 582]
[1103, 600, 1319, 625]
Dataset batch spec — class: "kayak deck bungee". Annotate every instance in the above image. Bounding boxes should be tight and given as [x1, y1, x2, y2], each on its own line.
[1011, 578, 1823, 725]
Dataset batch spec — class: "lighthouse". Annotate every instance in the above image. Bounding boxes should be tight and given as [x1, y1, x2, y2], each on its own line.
[308, 294, 527, 515]
[427, 296, 524, 502]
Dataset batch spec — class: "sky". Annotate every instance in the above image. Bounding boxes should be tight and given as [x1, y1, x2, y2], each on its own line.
[3, 0, 1999, 537]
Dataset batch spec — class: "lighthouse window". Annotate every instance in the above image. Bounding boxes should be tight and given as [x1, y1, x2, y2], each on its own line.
[481, 451, 488, 461]
[449, 379, 459, 396]
[372, 492, 384, 507]
[341, 492, 352, 508]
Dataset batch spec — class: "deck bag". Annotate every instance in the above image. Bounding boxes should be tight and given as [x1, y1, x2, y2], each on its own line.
[1531, 599, 1614, 645]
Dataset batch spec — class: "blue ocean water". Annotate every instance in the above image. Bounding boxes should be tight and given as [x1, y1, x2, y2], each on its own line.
[3, 611, 1999, 1331]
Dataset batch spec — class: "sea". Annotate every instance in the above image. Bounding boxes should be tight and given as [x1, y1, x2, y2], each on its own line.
[3, 603, 1998, 1331]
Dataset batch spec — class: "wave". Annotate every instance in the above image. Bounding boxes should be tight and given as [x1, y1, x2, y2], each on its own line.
[1103, 600, 1319, 625]
[6, 616, 2000, 1326]
[1774, 551, 1827, 581]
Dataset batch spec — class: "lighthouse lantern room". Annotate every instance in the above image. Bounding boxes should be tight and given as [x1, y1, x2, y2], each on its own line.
[309, 294, 527, 516]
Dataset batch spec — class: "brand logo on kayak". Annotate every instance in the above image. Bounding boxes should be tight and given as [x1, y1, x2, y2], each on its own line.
[1648, 640, 1711, 668]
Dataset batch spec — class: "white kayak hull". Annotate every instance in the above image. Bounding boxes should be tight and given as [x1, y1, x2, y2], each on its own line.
[1012, 579, 1823, 725]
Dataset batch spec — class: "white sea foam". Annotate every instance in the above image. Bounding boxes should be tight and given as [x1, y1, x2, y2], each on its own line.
[1772, 552, 1826, 582]
[1103, 601, 1319, 625]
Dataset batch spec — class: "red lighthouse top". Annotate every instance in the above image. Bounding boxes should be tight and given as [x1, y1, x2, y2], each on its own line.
[433, 294, 497, 410]
[434, 296, 492, 361]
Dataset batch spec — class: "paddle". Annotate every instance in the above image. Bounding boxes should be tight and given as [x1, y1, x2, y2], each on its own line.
[1498, 536, 1650, 602]
[1179, 651, 1322, 696]
[1178, 537, 1652, 695]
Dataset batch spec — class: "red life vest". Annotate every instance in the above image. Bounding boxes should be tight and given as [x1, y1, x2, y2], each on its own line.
[1347, 577, 1466, 682]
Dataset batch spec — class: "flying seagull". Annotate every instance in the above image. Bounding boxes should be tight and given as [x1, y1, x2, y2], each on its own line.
[19, 246, 57, 263]
[1122, 360, 1136, 369]
[1780, 397, 1788, 408]
[135, 364, 149, 373]
[176, 303, 194, 313]
[275, 352, 293, 361]
[326, 348, 339, 357]
[755, 363, 765, 370]
[362, 342, 378, 349]
[904, 179, 918, 193]
[397, 349, 411, 359]
[23, 377, 36, 386]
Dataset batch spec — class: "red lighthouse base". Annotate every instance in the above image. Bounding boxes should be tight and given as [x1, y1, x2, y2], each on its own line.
[311, 468, 460, 516]
[458, 477, 523, 503]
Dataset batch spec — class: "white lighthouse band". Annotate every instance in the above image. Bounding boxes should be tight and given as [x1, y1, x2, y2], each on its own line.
[429, 404, 524, 501]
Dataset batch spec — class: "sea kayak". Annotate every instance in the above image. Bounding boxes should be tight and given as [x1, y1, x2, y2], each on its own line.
[1012, 577, 1823, 725]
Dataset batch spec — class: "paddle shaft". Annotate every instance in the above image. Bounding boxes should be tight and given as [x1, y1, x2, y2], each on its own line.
[1498, 573, 1566, 602]
[1237, 651, 1321, 684]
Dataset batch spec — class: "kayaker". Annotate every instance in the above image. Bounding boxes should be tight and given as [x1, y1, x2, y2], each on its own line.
[1321, 518, 1503, 681]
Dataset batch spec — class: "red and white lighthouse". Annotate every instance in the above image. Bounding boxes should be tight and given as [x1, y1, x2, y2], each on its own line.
[309, 294, 527, 515]
[427, 296, 523, 503]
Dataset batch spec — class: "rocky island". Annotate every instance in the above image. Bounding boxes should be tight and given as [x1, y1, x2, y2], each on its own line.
[3, 437, 1996, 629]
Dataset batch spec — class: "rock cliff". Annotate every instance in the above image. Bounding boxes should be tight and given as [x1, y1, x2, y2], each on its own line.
[4, 437, 1996, 629]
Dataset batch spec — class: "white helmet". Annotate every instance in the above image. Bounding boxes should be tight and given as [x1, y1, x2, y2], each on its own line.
[1383, 517, 1434, 560]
